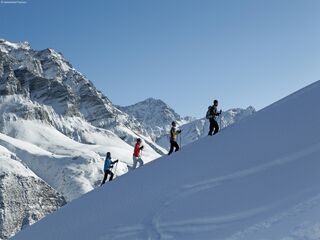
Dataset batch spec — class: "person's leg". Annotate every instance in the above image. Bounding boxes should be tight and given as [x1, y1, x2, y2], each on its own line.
[208, 119, 214, 135]
[213, 119, 219, 135]
[137, 158, 144, 167]
[101, 171, 108, 185]
[109, 170, 114, 181]
[174, 141, 180, 152]
[168, 140, 174, 155]
[132, 156, 138, 169]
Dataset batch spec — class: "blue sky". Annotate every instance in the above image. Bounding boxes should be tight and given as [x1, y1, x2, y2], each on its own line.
[1, 0, 320, 117]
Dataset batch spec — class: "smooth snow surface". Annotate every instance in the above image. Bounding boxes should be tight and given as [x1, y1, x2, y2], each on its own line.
[0, 122, 157, 202]
[0, 145, 36, 177]
[13, 80, 320, 240]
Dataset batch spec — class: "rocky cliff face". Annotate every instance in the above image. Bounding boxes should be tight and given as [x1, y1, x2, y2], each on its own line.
[0, 146, 66, 240]
[0, 39, 162, 153]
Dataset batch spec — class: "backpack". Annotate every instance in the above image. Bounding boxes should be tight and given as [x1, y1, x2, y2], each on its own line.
[206, 106, 212, 119]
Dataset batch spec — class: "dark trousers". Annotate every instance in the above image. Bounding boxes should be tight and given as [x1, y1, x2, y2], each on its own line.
[168, 140, 180, 155]
[101, 170, 114, 185]
[208, 119, 219, 136]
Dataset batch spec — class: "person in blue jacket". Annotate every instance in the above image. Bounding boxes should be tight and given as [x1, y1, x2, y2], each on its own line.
[101, 152, 119, 186]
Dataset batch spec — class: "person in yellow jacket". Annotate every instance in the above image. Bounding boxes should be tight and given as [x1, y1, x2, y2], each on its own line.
[168, 121, 181, 155]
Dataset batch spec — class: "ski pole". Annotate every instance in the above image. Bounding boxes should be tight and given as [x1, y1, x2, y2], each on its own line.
[219, 110, 222, 129]
[180, 130, 182, 150]
[114, 160, 119, 177]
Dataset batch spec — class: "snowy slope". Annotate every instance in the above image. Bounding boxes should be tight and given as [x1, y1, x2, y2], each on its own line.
[0, 146, 65, 240]
[0, 121, 158, 202]
[12, 80, 320, 240]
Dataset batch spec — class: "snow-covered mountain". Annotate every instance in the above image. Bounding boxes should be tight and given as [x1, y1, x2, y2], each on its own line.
[12, 80, 320, 239]
[0, 145, 65, 240]
[0, 39, 163, 201]
[0, 39, 164, 238]
[117, 97, 194, 141]
[0, 39, 164, 153]
[156, 106, 255, 149]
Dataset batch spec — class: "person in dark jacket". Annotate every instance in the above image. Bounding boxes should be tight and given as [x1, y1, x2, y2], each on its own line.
[207, 100, 222, 136]
[168, 121, 181, 155]
[101, 152, 119, 186]
[132, 138, 144, 169]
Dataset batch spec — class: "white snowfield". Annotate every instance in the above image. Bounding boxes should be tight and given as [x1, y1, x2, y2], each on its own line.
[13, 81, 320, 240]
[0, 120, 159, 202]
[0, 145, 35, 177]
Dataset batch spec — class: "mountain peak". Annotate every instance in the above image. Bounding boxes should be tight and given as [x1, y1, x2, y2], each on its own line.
[0, 39, 30, 52]
[124, 97, 168, 108]
[144, 97, 164, 103]
[117, 98, 190, 140]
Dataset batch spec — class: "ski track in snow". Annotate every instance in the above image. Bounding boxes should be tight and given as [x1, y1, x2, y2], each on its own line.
[98, 193, 279, 240]
[148, 205, 278, 239]
[281, 222, 320, 240]
[98, 141, 320, 240]
[97, 225, 146, 240]
[184, 141, 320, 191]
[226, 193, 320, 240]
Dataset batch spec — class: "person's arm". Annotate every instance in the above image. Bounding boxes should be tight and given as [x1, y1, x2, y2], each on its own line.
[213, 108, 220, 116]
[112, 159, 119, 164]
[140, 145, 144, 150]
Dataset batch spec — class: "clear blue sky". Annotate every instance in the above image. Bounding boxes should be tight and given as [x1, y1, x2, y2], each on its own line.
[1, 0, 320, 117]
